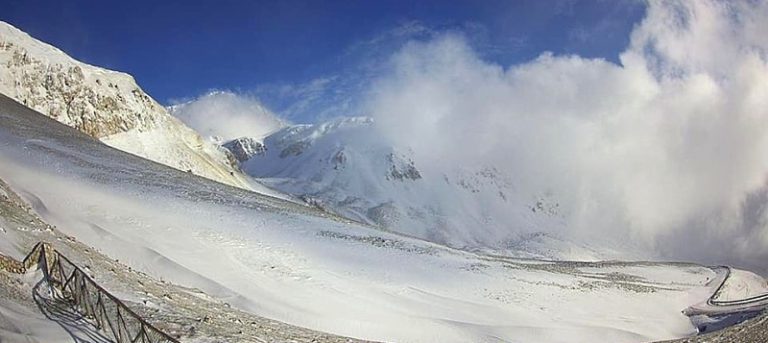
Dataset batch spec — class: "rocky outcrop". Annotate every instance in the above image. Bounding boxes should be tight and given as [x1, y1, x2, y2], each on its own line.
[279, 141, 311, 158]
[0, 40, 163, 139]
[0, 21, 252, 190]
[223, 137, 266, 163]
[0, 253, 24, 273]
[385, 153, 421, 181]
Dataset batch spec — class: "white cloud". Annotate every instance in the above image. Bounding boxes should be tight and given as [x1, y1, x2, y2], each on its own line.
[363, 0, 768, 270]
[169, 91, 285, 141]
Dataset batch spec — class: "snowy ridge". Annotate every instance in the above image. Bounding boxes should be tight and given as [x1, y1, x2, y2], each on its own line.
[233, 117, 640, 261]
[223, 137, 266, 163]
[0, 21, 255, 190]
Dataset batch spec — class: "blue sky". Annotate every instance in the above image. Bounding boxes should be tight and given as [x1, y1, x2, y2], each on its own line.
[3, 0, 646, 122]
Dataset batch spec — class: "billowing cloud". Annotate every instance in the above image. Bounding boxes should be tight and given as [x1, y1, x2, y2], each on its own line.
[170, 91, 285, 141]
[364, 0, 768, 271]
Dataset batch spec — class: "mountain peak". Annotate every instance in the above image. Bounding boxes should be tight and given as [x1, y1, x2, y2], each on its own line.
[0, 20, 164, 138]
[0, 21, 256, 190]
[223, 137, 266, 163]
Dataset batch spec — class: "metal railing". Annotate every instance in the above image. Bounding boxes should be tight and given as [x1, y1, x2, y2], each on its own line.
[25, 242, 181, 343]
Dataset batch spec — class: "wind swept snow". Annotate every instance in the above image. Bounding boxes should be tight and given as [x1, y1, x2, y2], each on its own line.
[0, 94, 740, 342]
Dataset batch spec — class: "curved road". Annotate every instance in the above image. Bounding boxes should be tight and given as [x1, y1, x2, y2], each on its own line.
[684, 266, 768, 316]
[707, 266, 768, 306]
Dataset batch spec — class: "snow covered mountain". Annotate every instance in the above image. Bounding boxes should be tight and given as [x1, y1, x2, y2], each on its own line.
[0, 21, 627, 260]
[228, 117, 632, 260]
[0, 21, 254, 189]
[223, 136, 266, 162]
[0, 92, 744, 343]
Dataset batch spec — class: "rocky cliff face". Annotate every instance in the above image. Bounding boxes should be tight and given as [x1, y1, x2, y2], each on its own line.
[0, 21, 252, 189]
[0, 41, 162, 138]
[223, 137, 266, 163]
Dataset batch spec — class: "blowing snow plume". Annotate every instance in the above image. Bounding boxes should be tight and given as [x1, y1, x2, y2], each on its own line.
[364, 0, 768, 272]
[170, 91, 285, 141]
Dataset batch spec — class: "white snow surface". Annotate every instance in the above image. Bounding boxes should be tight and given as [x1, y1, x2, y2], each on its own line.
[0, 21, 263, 191]
[0, 94, 725, 343]
[0, 279, 74, 343]
[714, 269, 768, 302]
[239, 117, 645, 261]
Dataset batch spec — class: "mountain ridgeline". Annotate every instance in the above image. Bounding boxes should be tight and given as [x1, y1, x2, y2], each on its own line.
[218, 117, 603, 260]
[0, 20, 617, 260]
[0, 21, 253, 190]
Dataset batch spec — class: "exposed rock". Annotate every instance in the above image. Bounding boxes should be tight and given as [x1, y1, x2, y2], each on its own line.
[385, 153, 421, 181]
[366, 202, 401, 228]
[280, 141, 311, 158]
[332, 150, 346, 170]
[0, 21, 251, 190]
[0, 34, 163, 139]
[223, 137, 266, 163]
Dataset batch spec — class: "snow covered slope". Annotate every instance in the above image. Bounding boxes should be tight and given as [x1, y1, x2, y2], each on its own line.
[0, 93, 726, 343]
[233, 117, 637, 260]
[713, 269, 768, 302]
[0, 21, 254, 190]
